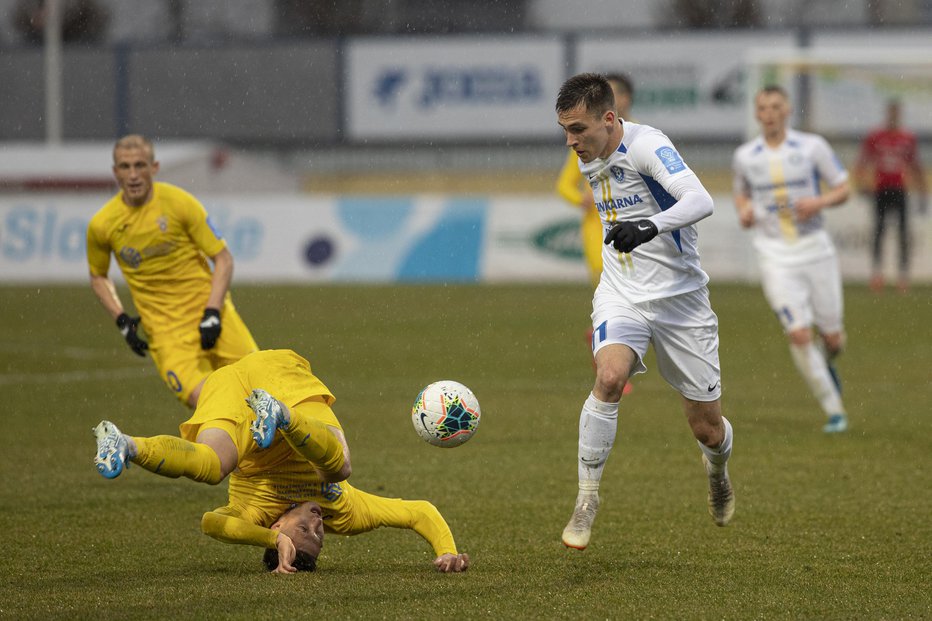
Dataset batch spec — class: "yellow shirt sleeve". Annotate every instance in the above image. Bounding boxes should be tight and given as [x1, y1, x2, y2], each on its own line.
[335, 488, 458, 557]
[174, 187, 226, 259]
[201, 506, 279, 549]
[556, 149, 585, 207]
[86, 212, 113, 277]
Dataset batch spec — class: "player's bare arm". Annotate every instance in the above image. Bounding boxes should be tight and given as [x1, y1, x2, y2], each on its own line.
[205, 247, 234, 310]
[89, 272, 125, 320]
[734, 193, 755, 228]
[795, 180, 850, 221]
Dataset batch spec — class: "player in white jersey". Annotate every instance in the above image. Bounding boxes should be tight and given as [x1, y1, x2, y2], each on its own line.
[732, 85, 850, 434]
[555, 73, 735, 550]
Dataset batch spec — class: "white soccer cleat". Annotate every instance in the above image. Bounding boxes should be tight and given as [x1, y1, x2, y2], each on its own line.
[93, 420, 128, 479]
[561, 494, 600, 550]
[703, 454, 735, 527]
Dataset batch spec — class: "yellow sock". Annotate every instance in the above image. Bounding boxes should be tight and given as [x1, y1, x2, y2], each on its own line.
[280, 401, 345, 478]
[132, 435, 223, 484]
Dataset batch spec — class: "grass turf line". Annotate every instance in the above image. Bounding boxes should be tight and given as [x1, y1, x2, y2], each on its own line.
[0, 284, 929, 619]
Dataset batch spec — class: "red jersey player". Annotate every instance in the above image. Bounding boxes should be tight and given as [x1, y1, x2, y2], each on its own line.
[855, 100, 928, 293]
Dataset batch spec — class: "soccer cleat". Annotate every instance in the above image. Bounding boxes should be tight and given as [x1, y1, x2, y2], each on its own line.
[823, 414, 848, 434]
[247, 389, 287, 449]
[561, 494, 600, 550]
[93, 420, 128, 479]
[703, 454, 735, 527]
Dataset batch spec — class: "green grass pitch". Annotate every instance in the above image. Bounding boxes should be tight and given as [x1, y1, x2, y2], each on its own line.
[0, 283, 929, 619]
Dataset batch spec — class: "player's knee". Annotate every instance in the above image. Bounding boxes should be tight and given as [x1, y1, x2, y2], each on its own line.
[822, 332, 845, 356]
[594, 365, 628, 398]
[787, 329, 811, 346]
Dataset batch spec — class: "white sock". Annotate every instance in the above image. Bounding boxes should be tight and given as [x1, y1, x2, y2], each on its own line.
[577, 393, 619, 489]
[124, 435, 138, 459]
[790, 343, 846, 417]
[698, 416, 732, 474]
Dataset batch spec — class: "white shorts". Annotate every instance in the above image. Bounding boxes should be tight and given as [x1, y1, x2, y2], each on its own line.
[591, 286, 722, 402]
[759, 254, 844, 334]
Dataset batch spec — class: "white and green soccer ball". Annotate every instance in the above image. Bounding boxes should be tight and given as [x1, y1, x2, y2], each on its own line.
[411, 380, 481, 448]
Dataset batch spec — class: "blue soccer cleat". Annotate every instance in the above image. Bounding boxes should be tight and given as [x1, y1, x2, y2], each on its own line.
[823, 414, 848, 434]
[246, 389, 287, 449]
[93, 420, 129, 479]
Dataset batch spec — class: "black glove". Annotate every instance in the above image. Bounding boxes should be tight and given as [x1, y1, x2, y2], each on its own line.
[115, 313, 148, 357]
[199, 308, 222, 350]
[604, 219, 658, 253]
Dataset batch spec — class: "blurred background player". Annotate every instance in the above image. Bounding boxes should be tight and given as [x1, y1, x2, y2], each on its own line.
[854, 99, 928, 294]
[92, 349, 469, 574]
[87, 135, 258, 408]
[732, 85, 850, 434]
[555, 73, 635, 395]
[556, 73, 734, 551]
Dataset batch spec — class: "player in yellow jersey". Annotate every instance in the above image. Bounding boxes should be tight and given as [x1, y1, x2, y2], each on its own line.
[87, 135, 258, 408]
[555, 74, 634, 394]
[92, 349, 470, 574]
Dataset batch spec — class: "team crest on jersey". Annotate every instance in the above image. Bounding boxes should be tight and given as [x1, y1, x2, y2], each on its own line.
[655, 147, 686, 174]
[119, 246, 142, 268]
[609, 166, 625, 183]
[157, 215, 168, 232]
[321, 482, 343, 501]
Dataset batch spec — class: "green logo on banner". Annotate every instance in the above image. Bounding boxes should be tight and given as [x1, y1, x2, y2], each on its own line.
[532, 220, 583, 260]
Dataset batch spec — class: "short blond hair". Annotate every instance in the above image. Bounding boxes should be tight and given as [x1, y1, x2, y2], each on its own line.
[113, 134, 155, 163]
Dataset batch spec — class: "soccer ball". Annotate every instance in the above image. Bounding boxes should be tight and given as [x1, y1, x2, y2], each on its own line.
[411, 381, 481, 448]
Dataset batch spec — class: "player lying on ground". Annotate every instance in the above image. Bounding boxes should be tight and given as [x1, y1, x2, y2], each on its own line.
[92, 349, 469, 574]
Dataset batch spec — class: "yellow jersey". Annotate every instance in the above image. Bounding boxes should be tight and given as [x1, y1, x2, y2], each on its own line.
[183, 350, 459, 556]
[556, 149, 603, 285]
[87, 182, 227, 335]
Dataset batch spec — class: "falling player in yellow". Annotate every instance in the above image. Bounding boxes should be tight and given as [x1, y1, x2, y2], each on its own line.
[87, 135, 258, 408]
[92, 349, 470, 574]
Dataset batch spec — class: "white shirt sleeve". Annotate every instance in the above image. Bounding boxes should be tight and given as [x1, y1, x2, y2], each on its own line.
[811, 135, 849, 188]
[648, 181, 714, 234]
[629, 131, 714, 233]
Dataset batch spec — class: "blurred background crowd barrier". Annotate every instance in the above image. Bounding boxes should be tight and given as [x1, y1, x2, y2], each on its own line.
[1, 0, 930, 283]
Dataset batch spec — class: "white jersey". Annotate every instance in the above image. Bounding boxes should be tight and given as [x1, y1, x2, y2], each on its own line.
[732, 129, 849, 266]
[581, 121, 713, 303]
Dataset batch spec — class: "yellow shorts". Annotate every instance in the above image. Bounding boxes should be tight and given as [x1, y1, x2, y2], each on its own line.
[149, 301, 259, 405]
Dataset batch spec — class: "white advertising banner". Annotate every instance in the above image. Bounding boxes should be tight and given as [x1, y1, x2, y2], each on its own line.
[0, 193, 928, 284]
[346, 36, 566, 140]
[576, 33, 795, 139]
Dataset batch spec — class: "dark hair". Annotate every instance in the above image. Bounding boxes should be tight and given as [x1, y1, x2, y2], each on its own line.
[556, 72, 615, 116]
[758, 84, 789, 99]
[262, 547, 317, 573]
[260, 503, 318, 572]
[605, 73, 634, 98]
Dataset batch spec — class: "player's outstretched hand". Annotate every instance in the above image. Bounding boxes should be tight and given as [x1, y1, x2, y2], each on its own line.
[604, 219, 658, 253]
[434, 552, 469, 573]
[199, 308, 222, 350]
[272, 532, 298, 574]
[115, 313, 148, 357]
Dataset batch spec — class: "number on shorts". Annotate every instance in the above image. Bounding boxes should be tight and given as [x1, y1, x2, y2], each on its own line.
[593, 320, 608, 350]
